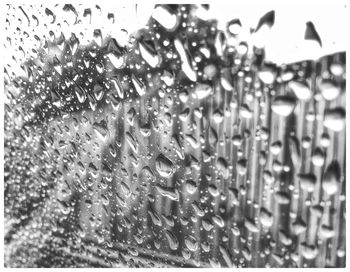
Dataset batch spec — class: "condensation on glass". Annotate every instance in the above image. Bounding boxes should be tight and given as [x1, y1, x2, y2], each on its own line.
[4, 4, 346, 268]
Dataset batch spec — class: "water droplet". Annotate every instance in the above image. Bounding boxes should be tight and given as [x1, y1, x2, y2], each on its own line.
[93, 29, 103, 47]
[165, 230, 179, 250]
[93, 83, 104, 101]
[319, 225, 335, 239]
[132, 74, 146, 96]
[191, 201, 205, 217]
[216, 157, 229, 179]
[140, 123, 151, 137]
[126, 107, 136, 126]
[301, 243, 319, 259]
[323, 107, 345, 131]
[258, 65, 276, 85]
[259, 208, 273, 227]
[185, 179, 197, 194]
[292, 218, 307, 235]
[155, 184, 178, 201]
[184, 235, 198, 251]
[212, 109, 224, 123]
[108, 52, 125, 69]
[74, 86, 87, 103]
[255, 10, 275, 32]
[240, 104, 253, 119]
[45, 8, 56, 23]
[208, 127, 218, 145]
[319, 79, 341, 100]
[126, 131, 138, 153]
[172, 134, 185, 160]
[305, 21, 322, 47]
[227, 19, 242, 35]
[139, 38, 161, 68]
[322, 160, 341, 195]
[152, 6, 178, 31]
[298, 173, 317, 192]
[237, 158, 247, 175]
[148, 209, 162, 226]
[289, 80, 312, 100]
[274, 191, 290, 204]
[174, 38, 197, 82]
[271, 95, 297, 117]
[195, 83, 212, 99]
[140, 166, 155, 183]
[330, 63, 344, 77]
[244, 218, 259, 232]
[311, 148, 325, 167]
[270, 141, 282, 155]
[212, 214, 225, 227]
[219, 75, 233, 92]
[202, 218, 214, 231]
[208, 184, 220, 197]
[92, 119, 109, 140]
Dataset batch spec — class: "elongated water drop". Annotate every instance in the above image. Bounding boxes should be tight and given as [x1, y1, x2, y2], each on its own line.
[152, 6, 178, 31]
[322, 160, 341, 195]
[132, 74, 146, 96]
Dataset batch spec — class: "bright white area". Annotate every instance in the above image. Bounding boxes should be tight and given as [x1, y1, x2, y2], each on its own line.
[3, 1, 347, 79]
[199, 1, 346, 64]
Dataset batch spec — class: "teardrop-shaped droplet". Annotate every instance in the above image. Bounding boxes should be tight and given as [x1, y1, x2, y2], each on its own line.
[74, 86, 87, 103]
[155, 154, 174, 178]
[108, 52, 125, 69]
[132, 74, 146, 96]
[174, 38, 197, 81]
[165, 230, 179, 250]
[139, 38, 161, 68]
[184, 235, 199, 252]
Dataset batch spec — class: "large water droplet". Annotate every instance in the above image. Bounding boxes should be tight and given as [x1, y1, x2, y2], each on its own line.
[319, 79, 341, 101]
[152, 6, 178, 31]
[271, 95, 297, 117]
[323, 107, 345, 131]
[289, 80, 312, 101]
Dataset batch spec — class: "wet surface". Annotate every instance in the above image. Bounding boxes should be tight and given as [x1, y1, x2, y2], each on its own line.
[3, 4, 346, 268]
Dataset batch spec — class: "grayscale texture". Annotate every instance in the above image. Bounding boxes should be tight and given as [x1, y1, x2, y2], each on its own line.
[3, 3, 346, 268]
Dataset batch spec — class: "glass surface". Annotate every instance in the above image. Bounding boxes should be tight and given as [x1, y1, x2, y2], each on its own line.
[3, 3, 346, 268]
